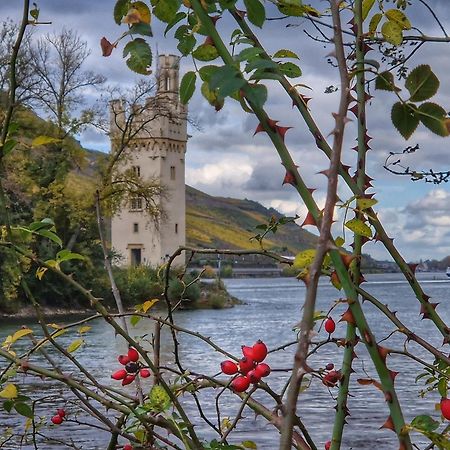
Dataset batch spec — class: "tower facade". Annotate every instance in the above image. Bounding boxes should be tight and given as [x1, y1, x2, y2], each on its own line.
[110, 55, 187, 267]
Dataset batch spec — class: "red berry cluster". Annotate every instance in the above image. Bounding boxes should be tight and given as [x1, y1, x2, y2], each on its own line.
[220, 340, 271, 392]
[123, 444, 133, 450]
[325, 440, 331, 450]
[50, 408, 66, 425]
[111, 347, 151, 385]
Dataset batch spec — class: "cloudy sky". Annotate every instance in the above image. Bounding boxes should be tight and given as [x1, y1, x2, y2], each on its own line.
[2, 0, 450, 262]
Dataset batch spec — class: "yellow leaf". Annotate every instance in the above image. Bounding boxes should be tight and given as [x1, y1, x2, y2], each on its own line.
[0, 383, 18, 399]
[131, 1, 151, 24]
[47, 323, 62, 329]
[36, 266, 48, 280]
[2, 335, 13, 348]
[53, 329, 67, 338]
[11, 328, 33, 344]
[31, 136, 61, 147]
[78, 326, 91, 334]
[25, 418, 32, 432]
[67, 338, 83, 353]
[356, 197, 378, 210]
[293, 249, 316, 269]
[142, 298, 159, 313]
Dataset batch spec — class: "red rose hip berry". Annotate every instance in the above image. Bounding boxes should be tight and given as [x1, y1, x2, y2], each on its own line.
[324, 317, 336, 334]
[123, 444, 133, 450]
[441, 398, 450, 420]
[247, 369, 261, 384]
[118, 354, 130, 365]
[254, 363, 271, 378]
[231, 376, 250, 392]
[238, 357, 255, 374]
[252, 340, 268, 362]
[111, 369, 127, 380]
[241, 345, 255, 361]
[139, 368, 151, 378]
[57, 408, 66, 418]
[221, 360, 238, 375]
[325, 363, 334, 371]
[127, 347, 139, 362]
[325, 441, 331, 450]
[51, 415, 63, 425]
[122, 374, 136, 386]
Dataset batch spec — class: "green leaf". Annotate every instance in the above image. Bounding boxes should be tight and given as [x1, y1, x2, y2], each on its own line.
[236, 47, 263, 62]
[30, 5, 40, 20]
[192, 44, 219, 62]
[417, 102, 449, 137]
[438, 377, 447, 398]
[362, 0, 376, 21]
[368, 13, 382, 35]
[130, 315, 141, 326]
[405, 65, 439, 102]
[391, 102, 419, 140]
[357, 197, 378, 210]
[243, 0, 265, 27]
[278, 62, 302, 78]
[293, 249, 316, 269]
[14, 402, 33, 419]
[3, 139, 17, 156]
[123, 38, 152, 75]
[164, 12, 186, 36]
[56, 249, 85, 263]
[153, 0, 181, 23]
[242, 441, 257, 449]
[177, 34, 196, 56]
[411, 415, 440, 432]
[148, 385, 171, 412]
[3, 399, 14, 413]
[114, 0, 130, 24]
[179, 71, 196, 105]
[375, 71, 397, 92]
[277, 1, 320, 17]
[201, 82, 225, 111]
[345, 218, 372, 238]
[273, 49, 299, 59]
[199, 65, 219, 82]
[245, 58, 278, 73]
[129, 22, 153, 37]
[245, 83, 267, 109]
[381, 20, 403, 46]
[67, 338, 83, 353]
[210, 66, 246, 98]
[385, 9, 411, 30]
[36, 229, 63, 247]
[31, 136, 61, 147]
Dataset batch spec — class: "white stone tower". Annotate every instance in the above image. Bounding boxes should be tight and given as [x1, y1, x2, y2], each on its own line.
[110, 54, 187, 266]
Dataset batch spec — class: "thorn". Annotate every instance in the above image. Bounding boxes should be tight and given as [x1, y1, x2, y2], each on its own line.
[330, 271, 342, 290]
[363, 43, 373, 54]
[340, 253, 356, 269]
[349, 104, 358, 117]
[420, 302, 439, 319]
[282, 171, 296, 186]
[275, 125, 293, 142]
[389, 370, 399, 381]
[377, 345, 390, 363]
[210, 15, 221, 25]
[339, 308, 355, 325]
[363, 134, 373, 147]
[318, 168, 331, 178]
[365, 92, 373, 103]
[253, 119, 278, 135]
[301, 211, 317, 227]
[341, 164, 351, 174]
[204, 35, 215, 46]
[351, 145, 359, 152]
[297, 270, 310, 286]
[408, 263, 418, 274]
[422, 293, 431, 302]
[307, 187, 316, 194]
[380, 416, 395, 431]
[235, 9, 246, 18]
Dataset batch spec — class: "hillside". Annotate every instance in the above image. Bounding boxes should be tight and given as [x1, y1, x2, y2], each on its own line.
[186, 186, 317, 254]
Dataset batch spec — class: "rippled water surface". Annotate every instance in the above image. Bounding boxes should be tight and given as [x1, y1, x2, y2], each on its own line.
[1, 273, 450, 449]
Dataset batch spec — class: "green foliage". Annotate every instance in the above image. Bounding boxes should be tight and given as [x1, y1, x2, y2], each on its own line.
[179, 71, 197, 104]
[391, 102, 419, 140]
[167, 273, 201, 304]
[113, 265, 164, 306]
[123, 38, 152, 74]
[405, 65, 439, 102]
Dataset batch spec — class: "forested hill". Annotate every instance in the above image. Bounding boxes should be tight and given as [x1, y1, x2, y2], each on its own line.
[186, 186, 317, 254]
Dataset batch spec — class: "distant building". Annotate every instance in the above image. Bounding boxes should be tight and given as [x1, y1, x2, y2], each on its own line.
[110, 55, 187, 266]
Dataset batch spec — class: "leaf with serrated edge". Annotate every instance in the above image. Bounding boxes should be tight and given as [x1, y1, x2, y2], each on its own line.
[417, 102, 449, 137]
[11, 329, 33, 344]
[357, 198, 378, 210]
[381, 20, 403, 46]
[293, 249, 316, 269]
[391, 102, 419, 140]
[345, 218, 372, 238]
[0, 384, 18, 399]
[405, 65, 439, 102]
[142, 299, 159, 313]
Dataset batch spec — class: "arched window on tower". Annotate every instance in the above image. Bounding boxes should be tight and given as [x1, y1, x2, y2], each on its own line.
[165, 75, 170, 91]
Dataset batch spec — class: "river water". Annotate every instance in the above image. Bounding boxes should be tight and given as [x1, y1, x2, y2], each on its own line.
[1, 273, 450, 449]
